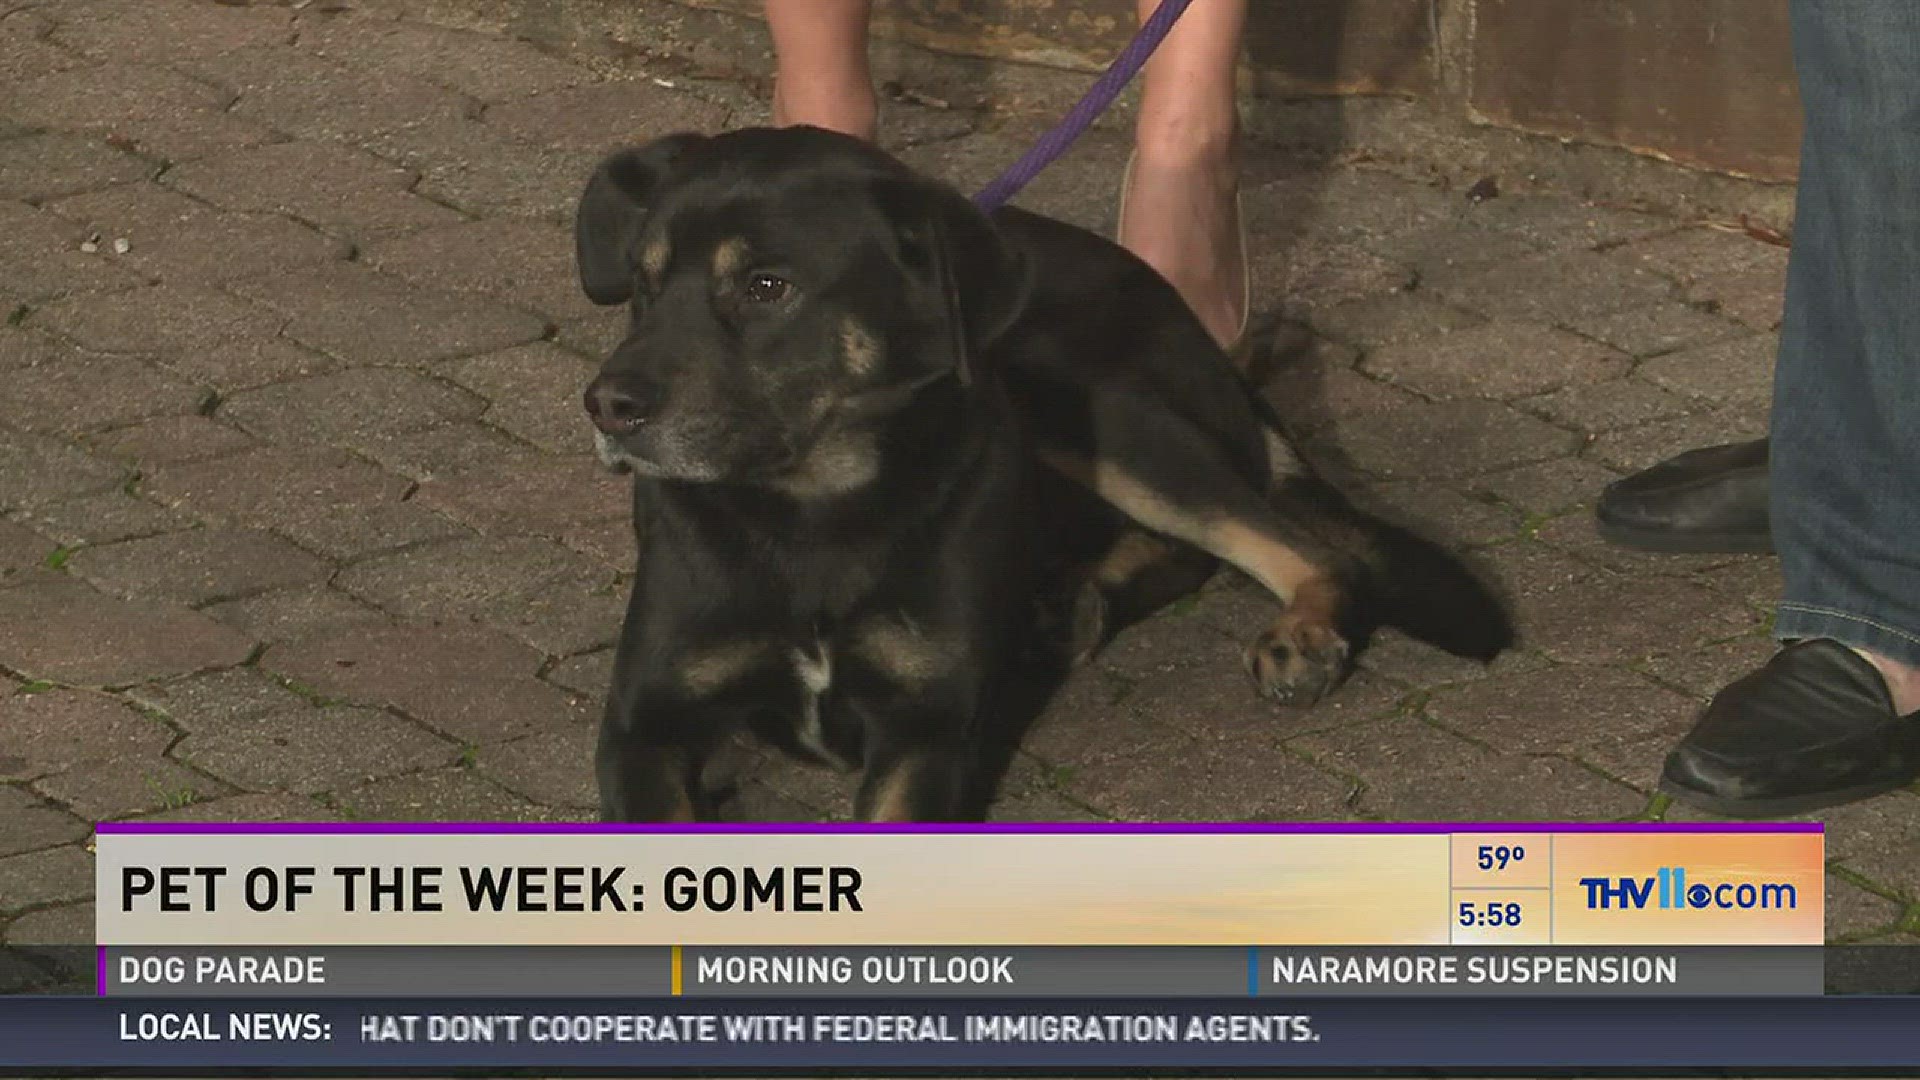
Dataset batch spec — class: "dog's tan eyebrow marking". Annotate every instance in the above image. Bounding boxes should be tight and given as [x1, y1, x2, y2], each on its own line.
[841, 317, 881, 378]
[640, 237, 670, 289]
[675, 639, 772, 697]
[711, 237, 750, 280]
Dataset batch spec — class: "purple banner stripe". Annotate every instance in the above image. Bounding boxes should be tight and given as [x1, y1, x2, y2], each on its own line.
[92, 820, 1823, 835]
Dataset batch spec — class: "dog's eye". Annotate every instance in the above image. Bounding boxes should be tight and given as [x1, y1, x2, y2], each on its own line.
[744, 273, 792, 304]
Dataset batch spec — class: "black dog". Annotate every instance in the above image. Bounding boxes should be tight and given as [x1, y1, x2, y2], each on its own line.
[574, 127, 1512, 822]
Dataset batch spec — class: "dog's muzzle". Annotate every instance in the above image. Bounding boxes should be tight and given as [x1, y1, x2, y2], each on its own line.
[589, 422, 734, 483]
[592, 430, 636, 474]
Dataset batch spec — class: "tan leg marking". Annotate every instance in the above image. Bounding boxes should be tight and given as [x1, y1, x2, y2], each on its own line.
[1264, 428, 1306, 486]
[675, 639, 773, 697]
[653, 748, 701, 822]
[1037, 450, 1319, 603]
[1206, 519, 1327, 605]
[1053, 529, 1185, 662]
[1039, 449, 1351, 706]
[663, 790, 698, 823]
[1093, 529, 1179, 589]
[861, 761, 922, 822]
[851, 616, 964, 684]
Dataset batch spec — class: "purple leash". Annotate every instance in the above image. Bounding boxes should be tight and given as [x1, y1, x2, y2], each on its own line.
[971, 0, 1196, 212]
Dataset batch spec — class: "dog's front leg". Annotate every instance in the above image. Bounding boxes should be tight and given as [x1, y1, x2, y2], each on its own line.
[856, 732, 979, 823]
[840, 679, 983, 823]
[595, 700, 711, 823]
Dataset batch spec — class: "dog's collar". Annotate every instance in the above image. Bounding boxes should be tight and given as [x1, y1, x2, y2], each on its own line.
[835, 361, 969, 420]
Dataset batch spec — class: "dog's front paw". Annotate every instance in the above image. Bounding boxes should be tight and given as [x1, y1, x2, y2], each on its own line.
[1067, 581, 1110, 664]
[1033, 579, 1111, 664]
[1244, 620, 1351, 707]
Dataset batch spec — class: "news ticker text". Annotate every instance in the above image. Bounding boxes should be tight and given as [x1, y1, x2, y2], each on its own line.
[4, 994, 1918, 1071]
[98, 945, 1819, 998]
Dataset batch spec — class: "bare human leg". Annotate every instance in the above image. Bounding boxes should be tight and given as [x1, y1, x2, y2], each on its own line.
[1120, 0, 1250, 357]
[765, 0, 878, 140]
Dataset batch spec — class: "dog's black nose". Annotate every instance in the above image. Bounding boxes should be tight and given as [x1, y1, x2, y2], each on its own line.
[584, 376, 658, 434]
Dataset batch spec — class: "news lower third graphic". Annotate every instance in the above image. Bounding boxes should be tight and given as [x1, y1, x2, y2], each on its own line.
[2, 822, 1917, 1074]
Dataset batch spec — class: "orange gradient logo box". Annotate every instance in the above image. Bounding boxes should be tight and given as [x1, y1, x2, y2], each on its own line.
[1551, 833, 1824, 945]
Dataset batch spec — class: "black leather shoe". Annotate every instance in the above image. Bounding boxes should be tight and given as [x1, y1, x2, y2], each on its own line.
[1661, 640, 1920, 818]
[1596, 438, 1772, 554]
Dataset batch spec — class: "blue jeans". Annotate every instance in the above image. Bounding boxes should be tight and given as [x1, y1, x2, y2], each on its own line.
[1771, 0, 1920, 668]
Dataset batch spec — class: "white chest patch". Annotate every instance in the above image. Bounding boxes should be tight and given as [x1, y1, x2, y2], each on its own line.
[791, 640, 834, 758]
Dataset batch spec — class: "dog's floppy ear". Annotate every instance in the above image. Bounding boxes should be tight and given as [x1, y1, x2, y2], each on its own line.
[880, 177, 1032, 384]
[575, 134, 708, 306]
[932, 191, 1032, 362]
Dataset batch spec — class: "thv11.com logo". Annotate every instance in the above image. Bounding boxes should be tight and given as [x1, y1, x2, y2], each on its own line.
[1579, 867, 1798, 911]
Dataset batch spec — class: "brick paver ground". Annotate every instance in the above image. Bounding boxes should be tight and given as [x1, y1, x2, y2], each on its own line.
[0, 0, 1914, 948]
